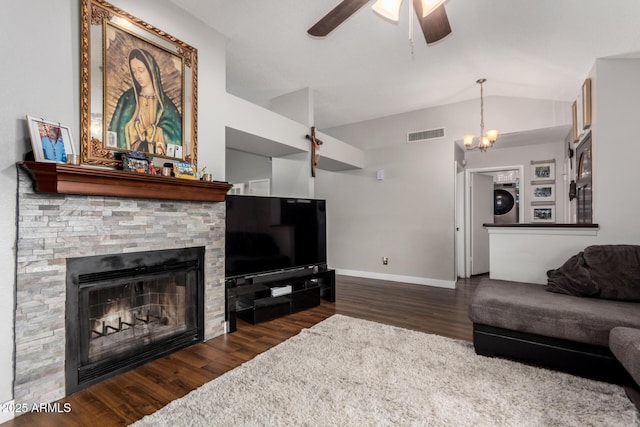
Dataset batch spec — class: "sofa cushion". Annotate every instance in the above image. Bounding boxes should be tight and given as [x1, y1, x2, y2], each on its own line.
[546, 245, 640, 301]
[469, 278, 640, 346]
[609, 327, 640, 385]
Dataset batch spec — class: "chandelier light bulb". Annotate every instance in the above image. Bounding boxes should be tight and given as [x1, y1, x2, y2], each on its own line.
[463, 134, 475, 147]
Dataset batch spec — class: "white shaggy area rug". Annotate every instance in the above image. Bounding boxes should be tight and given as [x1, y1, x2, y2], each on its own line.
[131, 315, 638, 426]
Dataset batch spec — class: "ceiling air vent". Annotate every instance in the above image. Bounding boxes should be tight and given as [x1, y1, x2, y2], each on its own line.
[406, 127, 445, 144]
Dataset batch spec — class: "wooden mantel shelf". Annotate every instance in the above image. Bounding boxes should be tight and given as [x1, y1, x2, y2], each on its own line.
[19, 161, 233, 203]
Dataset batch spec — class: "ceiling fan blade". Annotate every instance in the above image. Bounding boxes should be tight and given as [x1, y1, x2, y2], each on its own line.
[412, 0, 452, 44]
[308, 0, 371, 37]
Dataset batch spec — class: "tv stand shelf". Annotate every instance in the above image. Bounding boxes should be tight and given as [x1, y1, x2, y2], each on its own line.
[225, 267, 335, 332]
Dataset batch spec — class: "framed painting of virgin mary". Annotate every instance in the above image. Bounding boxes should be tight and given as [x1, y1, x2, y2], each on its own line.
[104, 23, 184, 159]
[80, 0, 197, 168]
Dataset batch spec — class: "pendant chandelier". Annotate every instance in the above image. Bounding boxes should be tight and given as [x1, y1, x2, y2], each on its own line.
[463, 78, 499, 152]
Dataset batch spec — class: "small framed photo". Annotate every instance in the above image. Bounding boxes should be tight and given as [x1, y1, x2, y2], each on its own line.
[531, 162, 555, 181]
[532, 206, 555, 223]
[173, 161, 197, 180]
[26, 115, 75, 163]
[531, 184, 555, 202]
[122, 151, 153, 174]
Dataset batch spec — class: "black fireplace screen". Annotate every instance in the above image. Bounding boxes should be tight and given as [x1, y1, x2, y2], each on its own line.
[66, 247, 204, 393]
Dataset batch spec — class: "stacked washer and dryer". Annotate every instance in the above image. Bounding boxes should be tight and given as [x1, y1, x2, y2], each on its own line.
[493, 171, 520, 224]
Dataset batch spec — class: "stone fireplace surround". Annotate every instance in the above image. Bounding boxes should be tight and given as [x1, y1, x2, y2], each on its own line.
[14, 168, 226, 405]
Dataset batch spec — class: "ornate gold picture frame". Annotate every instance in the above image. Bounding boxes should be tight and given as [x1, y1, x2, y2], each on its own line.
[80, 0, 198, 168]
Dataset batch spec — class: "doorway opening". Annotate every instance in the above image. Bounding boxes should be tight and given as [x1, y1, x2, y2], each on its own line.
[458, 165, 524, 278]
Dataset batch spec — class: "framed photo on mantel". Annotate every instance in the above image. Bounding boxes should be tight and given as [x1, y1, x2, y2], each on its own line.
[26, 115, 76, 163]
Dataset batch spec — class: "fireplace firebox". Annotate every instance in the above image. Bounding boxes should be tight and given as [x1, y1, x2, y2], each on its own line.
[66, 247, 205, 393]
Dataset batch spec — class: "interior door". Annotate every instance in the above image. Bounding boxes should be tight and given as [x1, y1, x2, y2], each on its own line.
[470, 173, 494, 275]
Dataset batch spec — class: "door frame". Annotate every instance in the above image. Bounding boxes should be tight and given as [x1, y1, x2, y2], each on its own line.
[462, 165, 524, 277]
[454, 161, 465, 279]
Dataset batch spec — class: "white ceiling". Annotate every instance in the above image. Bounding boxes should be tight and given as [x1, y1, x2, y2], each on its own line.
[170, 0, 640, 131]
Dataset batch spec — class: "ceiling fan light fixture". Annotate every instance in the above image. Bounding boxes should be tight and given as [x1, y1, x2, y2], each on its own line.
[372, 0, 403, 22]
[420, 0, 447, 17]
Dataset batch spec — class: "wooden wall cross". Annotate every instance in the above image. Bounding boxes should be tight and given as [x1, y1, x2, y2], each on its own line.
[305, 126, 324, 177]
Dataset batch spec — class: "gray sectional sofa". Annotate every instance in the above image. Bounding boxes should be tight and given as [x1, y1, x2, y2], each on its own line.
[468, 245, 640, 408]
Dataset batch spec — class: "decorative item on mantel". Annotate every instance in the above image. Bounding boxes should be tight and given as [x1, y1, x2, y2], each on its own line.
[173, 161, 198, 180]
[121, 151, 154, 174]
[199, 166, 213, 182]
[25, 115, 76, 163]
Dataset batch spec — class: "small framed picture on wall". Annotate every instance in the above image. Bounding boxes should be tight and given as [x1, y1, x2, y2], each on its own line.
[530, 183, 555, 202]
[531, 162, 555, 181]
[532, 206, 555, 223]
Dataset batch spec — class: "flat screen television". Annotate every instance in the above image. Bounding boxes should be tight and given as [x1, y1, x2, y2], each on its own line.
[225, 195, 327, 278]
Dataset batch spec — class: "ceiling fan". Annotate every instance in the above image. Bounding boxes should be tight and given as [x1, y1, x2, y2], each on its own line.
[307, 0, 452, 45]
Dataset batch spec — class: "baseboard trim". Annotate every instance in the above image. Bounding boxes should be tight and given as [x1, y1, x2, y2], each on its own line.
[0, 399, 15, 423]
[334, 269, 456, 289]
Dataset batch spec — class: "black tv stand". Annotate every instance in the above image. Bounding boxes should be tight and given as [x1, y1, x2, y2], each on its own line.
[225, 267, 335, 333]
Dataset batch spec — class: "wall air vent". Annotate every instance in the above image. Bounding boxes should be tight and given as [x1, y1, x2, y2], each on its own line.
[406, 127, 445, 144]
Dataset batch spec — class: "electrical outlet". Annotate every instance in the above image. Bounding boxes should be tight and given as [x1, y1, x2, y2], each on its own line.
[382, 257, 389, 265]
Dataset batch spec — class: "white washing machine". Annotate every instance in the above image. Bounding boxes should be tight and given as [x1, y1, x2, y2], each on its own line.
[494, 183, 519, 224]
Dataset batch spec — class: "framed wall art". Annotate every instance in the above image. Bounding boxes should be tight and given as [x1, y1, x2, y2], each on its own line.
[80, 0, 198, 168]
[530, 183, 555, 202]
[582, 78, 592, 130]
[26, 115, 75, 163]
[531, 206, 555, 223]
[530, 161, 555, 181]
[576, 89, 584, 139]
[571, 101, 579, 143]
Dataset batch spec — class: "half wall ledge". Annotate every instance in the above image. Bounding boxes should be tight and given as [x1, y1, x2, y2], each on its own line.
[19, 161, 233, 203]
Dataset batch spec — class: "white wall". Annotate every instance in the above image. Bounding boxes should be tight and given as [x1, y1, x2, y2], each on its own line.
[272, 153, 314, 198]
[269, 88, 313, 127]
[316, 139, 457, 287]
[325, 97, 571, 151]
[488, 227, 599, 284]
[591, 58, 640, 241]
[225, 149, 272, 191]
[224, 93, 363, 177]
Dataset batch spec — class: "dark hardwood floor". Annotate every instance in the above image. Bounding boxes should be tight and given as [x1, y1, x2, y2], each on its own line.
[3, 275, 479, 427]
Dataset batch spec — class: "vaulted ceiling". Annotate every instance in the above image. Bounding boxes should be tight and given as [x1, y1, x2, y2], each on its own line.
[170, 0, 640, 130]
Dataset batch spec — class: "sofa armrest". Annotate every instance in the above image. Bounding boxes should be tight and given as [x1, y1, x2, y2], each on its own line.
[610, 327, 640, 386]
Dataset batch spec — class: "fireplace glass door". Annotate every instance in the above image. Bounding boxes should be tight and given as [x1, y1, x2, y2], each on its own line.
[66, 247, 204, 393]
[81, 269, 197, 365]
